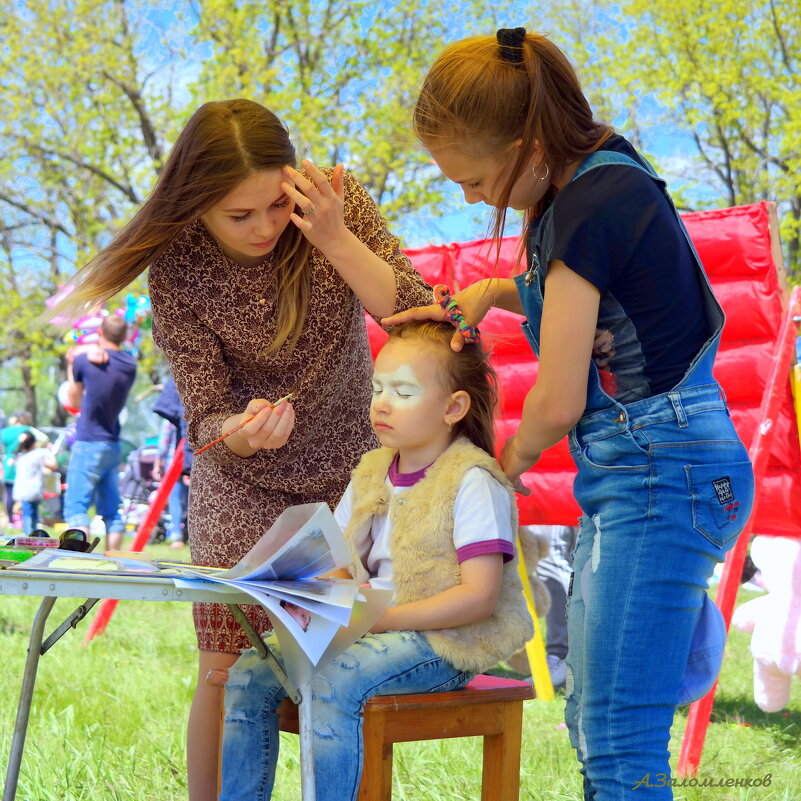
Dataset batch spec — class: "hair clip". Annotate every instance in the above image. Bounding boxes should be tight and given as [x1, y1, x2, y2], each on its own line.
[496, 27, 527, 63]
[433, 285, 480, 343]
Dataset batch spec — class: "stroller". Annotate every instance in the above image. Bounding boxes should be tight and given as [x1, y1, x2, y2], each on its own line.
[119, 444, 168, 542]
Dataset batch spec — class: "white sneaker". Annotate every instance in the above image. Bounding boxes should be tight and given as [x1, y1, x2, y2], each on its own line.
[547, 655, 567, 689]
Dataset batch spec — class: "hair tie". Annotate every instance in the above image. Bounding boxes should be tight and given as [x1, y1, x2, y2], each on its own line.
[433, 285, 480, 343]
[496, 27, 527, 63]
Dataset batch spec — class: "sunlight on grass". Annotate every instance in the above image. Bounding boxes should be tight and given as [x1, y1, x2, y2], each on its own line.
[1, 551, 799, 800]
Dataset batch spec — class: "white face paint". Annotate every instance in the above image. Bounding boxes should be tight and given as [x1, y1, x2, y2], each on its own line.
[371, 364, 426, 409]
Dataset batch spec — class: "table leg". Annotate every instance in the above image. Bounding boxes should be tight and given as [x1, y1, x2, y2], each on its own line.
[3, 596, 57, 801]
[224, 605, 314, 801]
[298, 680, 316, 801]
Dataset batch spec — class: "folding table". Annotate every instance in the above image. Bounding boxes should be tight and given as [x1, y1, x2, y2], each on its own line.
[0, 567, 317, 801]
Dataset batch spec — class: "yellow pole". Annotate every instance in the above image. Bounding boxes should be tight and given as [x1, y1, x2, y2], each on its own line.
[793, 363, 801, 443]
[516, 548, 555, 701]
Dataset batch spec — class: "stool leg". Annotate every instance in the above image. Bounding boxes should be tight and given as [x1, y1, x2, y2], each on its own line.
[481, 702, 524, 801]
[358, 711, 392, 801]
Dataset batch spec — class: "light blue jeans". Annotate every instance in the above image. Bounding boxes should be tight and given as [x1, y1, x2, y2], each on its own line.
[566, 383, 754, 799]
[166, 478, 188, 542]
[63, 440, 125, 533]
[219, 631, 473, 801]
[21, 500, 40, 535]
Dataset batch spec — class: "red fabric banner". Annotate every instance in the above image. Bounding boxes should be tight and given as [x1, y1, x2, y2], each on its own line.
[369, 201, 798, 536]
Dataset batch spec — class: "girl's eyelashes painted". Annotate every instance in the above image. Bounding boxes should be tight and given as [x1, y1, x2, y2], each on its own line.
[371, 384, 413, 399]
[467, 182, 480, 189]
[231, 212, 251, 222]
[273, 199, 291, 208]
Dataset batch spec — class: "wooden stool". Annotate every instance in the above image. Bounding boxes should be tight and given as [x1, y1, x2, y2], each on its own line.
[211, 670, 533, 800]
[284, 673, 532, 800]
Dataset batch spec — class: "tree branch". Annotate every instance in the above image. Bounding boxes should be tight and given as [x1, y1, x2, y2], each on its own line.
[0, 193, 72, 237]
[26, 142, 140, 204]
[101, 70, 163, 166]
[768, 0, 795, 76]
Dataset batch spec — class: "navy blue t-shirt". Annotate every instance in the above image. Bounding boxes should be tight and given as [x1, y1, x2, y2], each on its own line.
[543, 134, 710, 403]
[73, 349, 137, 442]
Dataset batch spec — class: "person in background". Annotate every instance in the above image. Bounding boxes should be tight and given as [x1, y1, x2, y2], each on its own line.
[63, 315, 137, 550]
[152, 376, 192, 549]
[2, 411, 48, 527]
[531, 523, 578, 690]
[12, 431, 58, 535]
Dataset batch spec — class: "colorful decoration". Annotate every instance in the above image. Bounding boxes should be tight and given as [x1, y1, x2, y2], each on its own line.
[46, 288, 152, 357]
[432, 284, 480, 343]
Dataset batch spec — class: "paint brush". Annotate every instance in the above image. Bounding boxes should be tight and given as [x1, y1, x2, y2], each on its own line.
[193, 391, 297, 456]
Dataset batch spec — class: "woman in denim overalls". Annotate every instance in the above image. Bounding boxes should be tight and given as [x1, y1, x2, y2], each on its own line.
[387, 28, 755, 800]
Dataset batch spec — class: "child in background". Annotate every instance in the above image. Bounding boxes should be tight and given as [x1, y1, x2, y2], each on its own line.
[12, 432, 57, 535]
[219, 321, 533, 801]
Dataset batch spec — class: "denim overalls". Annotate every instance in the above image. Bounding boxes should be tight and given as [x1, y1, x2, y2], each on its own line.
[515, 151, 755, 800]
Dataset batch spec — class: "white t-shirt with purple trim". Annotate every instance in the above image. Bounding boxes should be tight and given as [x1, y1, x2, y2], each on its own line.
[333, 455, 514, 594]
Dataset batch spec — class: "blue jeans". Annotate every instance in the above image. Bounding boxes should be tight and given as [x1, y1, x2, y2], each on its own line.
[566, 383, 754, 799]
[219, 631, 473, 801]
[166, 478, 188, 542]
[63, 441, 125, 533]
[20, 501, 40, 535]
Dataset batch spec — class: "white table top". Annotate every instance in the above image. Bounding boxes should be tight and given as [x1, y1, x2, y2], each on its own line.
[0, 567, 253, 605]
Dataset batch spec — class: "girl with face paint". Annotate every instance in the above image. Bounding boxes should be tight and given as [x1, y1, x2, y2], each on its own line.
[219, 322, 533, 801]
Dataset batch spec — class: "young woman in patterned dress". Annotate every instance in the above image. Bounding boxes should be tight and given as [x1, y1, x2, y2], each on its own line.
[58, 99, 430, 800]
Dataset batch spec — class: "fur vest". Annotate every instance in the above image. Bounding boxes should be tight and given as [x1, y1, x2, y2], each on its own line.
[342, 437, 534, 673]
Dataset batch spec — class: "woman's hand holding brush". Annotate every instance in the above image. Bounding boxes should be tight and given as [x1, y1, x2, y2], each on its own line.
[194, 393, 296, 457]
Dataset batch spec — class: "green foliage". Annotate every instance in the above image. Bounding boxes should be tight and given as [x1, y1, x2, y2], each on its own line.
[0, 565, 798, 799]
[0, 0, 514, 417]
[541, 0, 801, 278]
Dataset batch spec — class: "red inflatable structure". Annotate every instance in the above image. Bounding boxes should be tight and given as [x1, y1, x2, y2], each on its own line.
[370, 201, 799, 538]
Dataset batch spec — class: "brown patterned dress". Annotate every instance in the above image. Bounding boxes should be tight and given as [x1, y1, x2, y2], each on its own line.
[148, 170, 431, 653]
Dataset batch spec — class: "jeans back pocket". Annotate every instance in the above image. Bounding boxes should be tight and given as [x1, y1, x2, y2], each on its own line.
[685, 459, 755, 549]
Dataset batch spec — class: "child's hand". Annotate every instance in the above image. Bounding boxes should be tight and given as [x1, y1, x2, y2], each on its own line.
[370, 609, 393, 634]
[592, 328, 616, 368]
[86, 344, 109, 365]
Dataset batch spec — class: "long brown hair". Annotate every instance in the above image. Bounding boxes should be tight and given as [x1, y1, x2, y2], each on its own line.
[56, 99, 312, 355]
[387, 321, 498, 457]
[413, 32, 612, 250]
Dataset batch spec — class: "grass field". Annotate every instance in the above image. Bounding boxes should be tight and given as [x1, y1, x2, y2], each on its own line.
[1, 541, 799, 800]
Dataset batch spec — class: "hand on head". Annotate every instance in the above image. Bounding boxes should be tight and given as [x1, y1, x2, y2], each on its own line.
[382, 281, 495, 352]
[282, 161, 347, 250]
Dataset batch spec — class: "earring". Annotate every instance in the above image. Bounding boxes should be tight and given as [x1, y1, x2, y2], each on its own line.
[447, 421, 453, 433]
[531, 161, 550, 182]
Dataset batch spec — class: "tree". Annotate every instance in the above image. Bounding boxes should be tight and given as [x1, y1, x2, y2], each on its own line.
[554, 0, 801, 276]
[0, 0, 515, 421]
[0, 0, 182, 419]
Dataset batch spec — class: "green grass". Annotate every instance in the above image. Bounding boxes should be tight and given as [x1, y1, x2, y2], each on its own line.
[1, 544, 799, 800]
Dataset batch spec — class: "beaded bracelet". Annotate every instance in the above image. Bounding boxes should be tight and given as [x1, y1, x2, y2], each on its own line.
[433, 284, 480, 343]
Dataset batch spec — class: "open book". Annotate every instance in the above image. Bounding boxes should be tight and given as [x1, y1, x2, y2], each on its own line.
[22, 503, 391, 690]
[169, 502, 391, 689]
